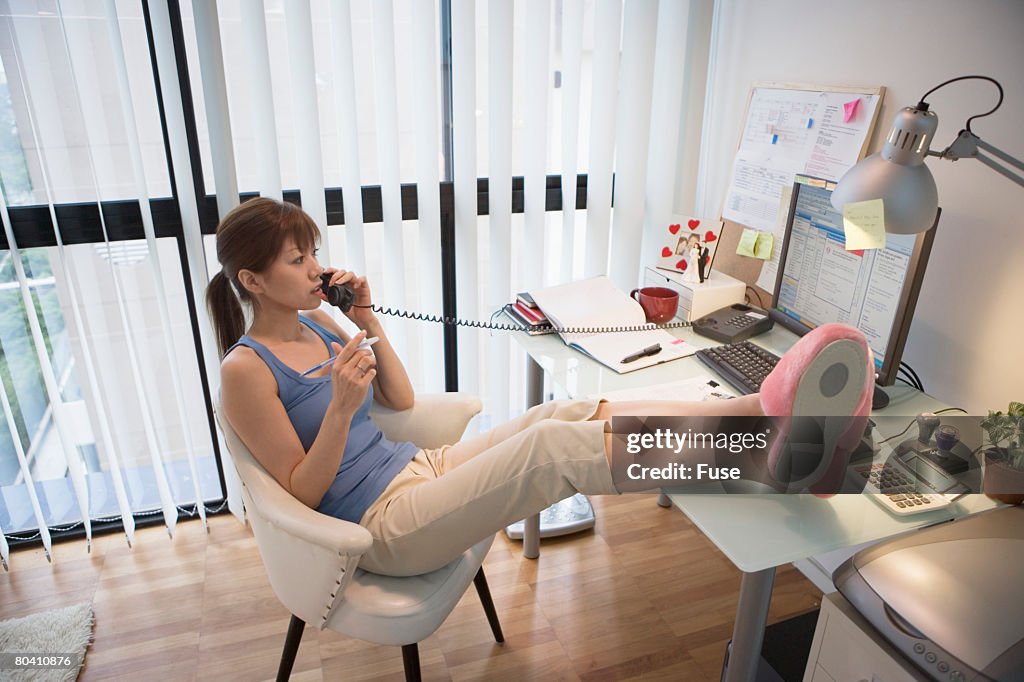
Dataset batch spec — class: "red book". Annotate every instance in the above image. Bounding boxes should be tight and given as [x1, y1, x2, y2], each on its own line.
[514, 301, 548, 325]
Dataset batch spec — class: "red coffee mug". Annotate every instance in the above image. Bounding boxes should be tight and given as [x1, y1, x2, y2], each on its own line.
[629, 286, 679, 324]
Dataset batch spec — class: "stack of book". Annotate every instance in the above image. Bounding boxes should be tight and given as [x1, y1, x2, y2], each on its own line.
[503, 292, 553, 332]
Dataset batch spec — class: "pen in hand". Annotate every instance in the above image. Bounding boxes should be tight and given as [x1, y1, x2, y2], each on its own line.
[301, 337, 379, 376]
[620, 343, 662, 364]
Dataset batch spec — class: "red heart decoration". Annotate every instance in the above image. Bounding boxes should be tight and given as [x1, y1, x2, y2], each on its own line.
[704, 231, 718, 243]
[669, 223, 681, 234]
[661, 247, 672, 257]
[676, 259, 687, 271]
[687, 219, 700, 230]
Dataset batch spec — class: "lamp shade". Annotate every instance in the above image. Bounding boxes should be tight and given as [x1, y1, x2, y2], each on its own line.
[832, 106, 940, 234]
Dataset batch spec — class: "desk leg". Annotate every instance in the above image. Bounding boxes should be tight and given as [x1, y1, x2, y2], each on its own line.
[522, 356, 544, 559]
[723, 567, 776, 682]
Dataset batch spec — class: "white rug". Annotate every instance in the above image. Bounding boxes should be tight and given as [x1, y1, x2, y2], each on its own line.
[0, 603, 93, 682]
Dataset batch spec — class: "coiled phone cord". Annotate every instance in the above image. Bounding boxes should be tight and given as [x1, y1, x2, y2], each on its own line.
[363, 302, 693, 336]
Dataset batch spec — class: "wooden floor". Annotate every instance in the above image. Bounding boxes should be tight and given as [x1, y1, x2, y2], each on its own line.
[1, 494, 821, 681]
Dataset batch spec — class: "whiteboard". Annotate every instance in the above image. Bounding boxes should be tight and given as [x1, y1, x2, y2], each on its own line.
[722, 83, 884, 233]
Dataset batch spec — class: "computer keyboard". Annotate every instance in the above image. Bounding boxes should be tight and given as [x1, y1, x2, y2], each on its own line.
[695, 340, 781, 395]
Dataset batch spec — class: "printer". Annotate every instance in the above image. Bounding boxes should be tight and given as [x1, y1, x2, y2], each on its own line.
[834, 505, 1024, 681]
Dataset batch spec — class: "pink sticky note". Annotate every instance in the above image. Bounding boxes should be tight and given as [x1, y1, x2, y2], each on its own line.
[843, 98, 860, 123]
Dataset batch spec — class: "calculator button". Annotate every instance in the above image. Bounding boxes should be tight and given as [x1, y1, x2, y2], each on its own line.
[896, 502, 906, 508]
[923, 498, 932, 504]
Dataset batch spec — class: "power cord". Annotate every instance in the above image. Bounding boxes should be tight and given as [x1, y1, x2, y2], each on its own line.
[898, 361, 924, 392]
[895, 376, 919, 390]
[744, 286, 766, 310]
[877, 407, 969, 446]
[918, 75, 1003, 134]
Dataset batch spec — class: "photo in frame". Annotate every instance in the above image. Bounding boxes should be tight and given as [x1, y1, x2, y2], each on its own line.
[656, 216, 724, 283]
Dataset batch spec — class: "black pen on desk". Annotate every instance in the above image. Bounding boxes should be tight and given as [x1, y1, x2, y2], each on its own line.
[620, 343, 662, 364]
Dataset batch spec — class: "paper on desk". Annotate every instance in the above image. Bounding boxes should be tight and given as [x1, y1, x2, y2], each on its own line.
[842, 198, 886, 251]
[589, 375, 736, 402]
[529, 276, 696, 374]
[574, 330, 694, 374]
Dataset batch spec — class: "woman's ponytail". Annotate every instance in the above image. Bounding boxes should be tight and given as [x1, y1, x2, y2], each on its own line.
[206, 270, 245, 356]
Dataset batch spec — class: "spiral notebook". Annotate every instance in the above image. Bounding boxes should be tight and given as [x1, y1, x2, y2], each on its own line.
[529, 276, 695, 374]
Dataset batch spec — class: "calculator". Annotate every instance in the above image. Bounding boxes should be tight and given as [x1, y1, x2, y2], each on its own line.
[851, 462, 949, 515]
[849, 457, 969, 516]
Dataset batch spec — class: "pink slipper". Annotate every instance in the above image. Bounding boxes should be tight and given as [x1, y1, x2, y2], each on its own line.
[760, 323, 874, 495]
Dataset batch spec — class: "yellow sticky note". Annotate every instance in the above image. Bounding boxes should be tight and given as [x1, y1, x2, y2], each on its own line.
[736, 228, 759, 257]
[842, 199, 886, 250]
[754, 232, 774, 260]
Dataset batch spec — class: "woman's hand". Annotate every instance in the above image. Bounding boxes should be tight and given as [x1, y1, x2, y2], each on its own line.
[319, 267, 375, 326]
[326, 332, 377, 419]
[314, 268, 414, 411]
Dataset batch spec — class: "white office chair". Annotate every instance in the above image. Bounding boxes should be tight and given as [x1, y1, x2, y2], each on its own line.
[214, 393, 503, 681]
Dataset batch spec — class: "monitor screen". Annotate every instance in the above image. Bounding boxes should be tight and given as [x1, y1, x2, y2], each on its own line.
[769, 175, 937, 386]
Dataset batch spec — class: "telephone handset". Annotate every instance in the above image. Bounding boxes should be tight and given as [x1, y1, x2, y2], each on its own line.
[321, 274, 357, 312]
[691, 303, 774, 344]
[319, 275, 694, 335]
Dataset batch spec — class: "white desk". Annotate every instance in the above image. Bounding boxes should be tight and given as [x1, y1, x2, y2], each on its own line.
[511, 324, 998, 682]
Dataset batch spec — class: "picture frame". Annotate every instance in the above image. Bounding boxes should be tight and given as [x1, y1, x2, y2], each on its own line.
[656, 216, 724, 282]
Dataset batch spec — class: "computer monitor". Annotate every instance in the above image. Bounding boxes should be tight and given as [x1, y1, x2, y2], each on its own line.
[769, 175, 937, 404]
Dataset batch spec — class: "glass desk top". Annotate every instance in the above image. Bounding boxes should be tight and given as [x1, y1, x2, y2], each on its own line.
[512, 325, 998, 573]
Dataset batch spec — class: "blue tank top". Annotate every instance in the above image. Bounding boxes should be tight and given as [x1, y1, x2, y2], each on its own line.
[227, 316, 418, 524]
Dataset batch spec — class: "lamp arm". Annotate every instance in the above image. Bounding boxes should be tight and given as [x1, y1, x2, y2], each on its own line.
[937, 130, 1024, 188]
[975, 136, 1024, 173]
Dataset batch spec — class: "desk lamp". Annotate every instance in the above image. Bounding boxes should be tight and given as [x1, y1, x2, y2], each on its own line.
[832, 76, 1024, 234]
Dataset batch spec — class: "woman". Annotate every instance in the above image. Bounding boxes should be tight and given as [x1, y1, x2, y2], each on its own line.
[209, 198, 873, 577]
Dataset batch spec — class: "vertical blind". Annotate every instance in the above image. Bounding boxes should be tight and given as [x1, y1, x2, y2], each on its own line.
[454, 0, 708, 427]
[0, 0, 223, 569]
[1, 0, 711, 566]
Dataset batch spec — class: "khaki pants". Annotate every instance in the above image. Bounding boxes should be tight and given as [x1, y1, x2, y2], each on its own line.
[358, 399, 617, 576]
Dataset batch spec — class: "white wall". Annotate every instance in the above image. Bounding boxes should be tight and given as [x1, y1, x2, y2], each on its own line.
[690, 0, 1024, 413]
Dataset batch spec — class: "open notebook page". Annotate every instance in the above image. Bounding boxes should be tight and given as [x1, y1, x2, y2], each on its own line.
[530, 276, 695, 373]
[530, 276, 646, 338]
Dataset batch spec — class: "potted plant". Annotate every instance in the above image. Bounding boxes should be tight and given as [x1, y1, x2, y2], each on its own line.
[980, 402, 1024, 505]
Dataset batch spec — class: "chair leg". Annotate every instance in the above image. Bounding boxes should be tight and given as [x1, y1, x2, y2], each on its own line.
[276, 615, 305, 682]
[473, 567, 505, 643]
[401, 643, 421, 682]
